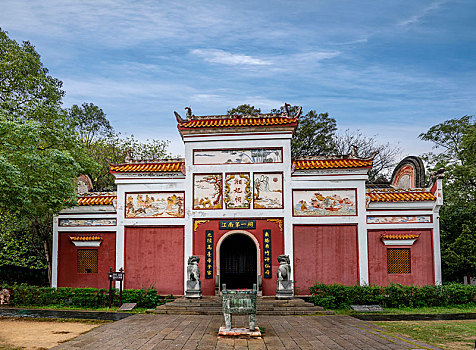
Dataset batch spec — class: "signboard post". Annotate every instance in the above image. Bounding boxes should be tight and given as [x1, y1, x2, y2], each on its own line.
[108, 267, 124, 308]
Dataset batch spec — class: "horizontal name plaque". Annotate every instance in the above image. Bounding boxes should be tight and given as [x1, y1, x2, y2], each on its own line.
[219, 220, 256, 230]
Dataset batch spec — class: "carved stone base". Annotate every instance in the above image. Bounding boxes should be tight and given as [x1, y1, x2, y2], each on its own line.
[276, 280, 293, 299]
[218, 326, 261, 338]
[185, 290, 202, 299]
[276, 289, 294, 299]
[185, 281, 202, 299]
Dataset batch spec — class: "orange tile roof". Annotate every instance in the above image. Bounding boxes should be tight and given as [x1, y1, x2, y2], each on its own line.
[381, 233, 420, 240]
[293, 158, 373, 170]
[77, 195, 116, 206]
[177, 116, 298, 130]
[110, 161, 185, 173]
[70, 236, 103, 241]
[367, 190, 436, 202]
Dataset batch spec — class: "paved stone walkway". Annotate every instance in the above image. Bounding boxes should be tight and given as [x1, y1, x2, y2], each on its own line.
[53, 314, 440, 350]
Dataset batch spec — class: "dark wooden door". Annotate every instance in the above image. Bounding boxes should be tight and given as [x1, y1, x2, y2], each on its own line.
[220, 234, 257, 289]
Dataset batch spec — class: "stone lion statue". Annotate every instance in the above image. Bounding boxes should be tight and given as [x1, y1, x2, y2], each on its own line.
[277, 255, 291, 281]
[187, 256, 200, 281]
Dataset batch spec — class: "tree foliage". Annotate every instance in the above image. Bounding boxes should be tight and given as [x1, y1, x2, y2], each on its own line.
[86, 134, 170, 191]
[0, 29, 95, 283]
[0, 28, 63, 122]
[334, 130, 401, 181]
[226, 104, 399, 181]
[68, 103, 113, 148]
[227, 104, 261, 116]
[419, 115, 476, 281]
[0, 212, 46, 270]
[291, 110, 337, 158]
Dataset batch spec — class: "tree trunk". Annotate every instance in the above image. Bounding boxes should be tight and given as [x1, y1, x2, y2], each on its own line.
[43, 239, 52, 285]
[34, 217, 52, 285]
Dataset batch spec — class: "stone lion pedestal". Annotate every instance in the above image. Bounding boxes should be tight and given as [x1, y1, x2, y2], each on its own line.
[276, 255, 294, 299]
[185, 256, 202, 299]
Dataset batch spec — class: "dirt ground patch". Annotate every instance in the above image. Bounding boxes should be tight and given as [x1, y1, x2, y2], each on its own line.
[0, 318, 100, 350]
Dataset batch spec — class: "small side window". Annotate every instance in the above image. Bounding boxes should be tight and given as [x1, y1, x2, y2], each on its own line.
[77, 249, 98, 273]
[387, 248, 411, 274]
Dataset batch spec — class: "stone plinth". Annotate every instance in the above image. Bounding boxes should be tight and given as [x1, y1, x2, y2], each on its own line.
[218, 326, 261, 338]
[276, 280, 294, 299]
[185, 280, 202, 299]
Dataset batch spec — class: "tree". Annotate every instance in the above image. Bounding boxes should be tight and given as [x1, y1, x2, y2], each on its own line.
[226, 103, 398, 181]
[0, 29, 95, 284]
[0, 119, 92, 283]
[68, 103, 114, 148]
[419, 115, 476, 281]
[0, 28, 63, 122]
[333, 130, 401, 182]
[291, 110, 337, 158]
[87, 134, 171, 191]
[227, 104, 261, 116]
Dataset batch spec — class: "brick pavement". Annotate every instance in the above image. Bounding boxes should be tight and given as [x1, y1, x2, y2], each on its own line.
[53, 314, 440, 349]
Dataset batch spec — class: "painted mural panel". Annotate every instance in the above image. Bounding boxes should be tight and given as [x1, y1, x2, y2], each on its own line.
[125, 192, 184, 218]
[253, 173, 283, 209]
[367, 216, 431, 224]
[194, 148, 282, 164]
[224, 173, 251, 209]
[193, 174, 223, 209]
[59, 218, 117, 227]
[293, 189, 357, 216]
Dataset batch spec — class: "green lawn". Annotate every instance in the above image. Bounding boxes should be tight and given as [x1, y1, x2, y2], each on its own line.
[375, 320, 476, 350]
[333, 304, 476, 315]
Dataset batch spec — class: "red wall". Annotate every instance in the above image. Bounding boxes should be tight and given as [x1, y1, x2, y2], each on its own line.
[293, 225, 359, 295]
[368, 229, 434, 286]
[125, 226, 184, 295]
[193, 219, 284, 296]
[57, 232, 116, 288]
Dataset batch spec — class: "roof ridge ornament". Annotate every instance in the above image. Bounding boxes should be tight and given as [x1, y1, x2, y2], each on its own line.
[281, 103, 302, 119]
[294, 106, 302, 118]
[185, 107, 195, 120]
[174, 111, 185, 123]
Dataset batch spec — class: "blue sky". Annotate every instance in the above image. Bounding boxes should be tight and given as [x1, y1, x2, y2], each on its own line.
[1, 0, 475, 157]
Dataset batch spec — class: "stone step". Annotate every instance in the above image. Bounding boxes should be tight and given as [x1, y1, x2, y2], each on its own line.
[151, 296, 331, 316]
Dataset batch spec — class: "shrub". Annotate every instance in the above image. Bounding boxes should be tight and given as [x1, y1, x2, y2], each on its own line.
[309, 283, 476, 309]
[0, 283, 168, 309]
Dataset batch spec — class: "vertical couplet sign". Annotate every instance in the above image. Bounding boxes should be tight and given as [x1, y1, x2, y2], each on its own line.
[205, 230, 214, 279]
[263, 230, 272, 278]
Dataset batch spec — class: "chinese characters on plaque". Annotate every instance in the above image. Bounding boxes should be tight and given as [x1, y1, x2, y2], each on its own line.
[224, 173, 252, 209]
[219, 220, 256, 230]
[263, 230, 272, 278]
[205, 230, 213, 279]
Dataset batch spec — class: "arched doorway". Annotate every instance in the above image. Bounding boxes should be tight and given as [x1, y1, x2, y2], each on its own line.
[219, 233, 257, 290]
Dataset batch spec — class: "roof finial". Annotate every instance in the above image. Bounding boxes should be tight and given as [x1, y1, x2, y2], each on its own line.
[283, 103, 291, 117]
[185, 107, 194, 120]
[174, 111, 185, 123]
[294, 106, 302, 118]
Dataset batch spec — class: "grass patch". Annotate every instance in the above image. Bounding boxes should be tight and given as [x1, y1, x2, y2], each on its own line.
[374, 320, 476, 350]
[332, 304, 476, 315]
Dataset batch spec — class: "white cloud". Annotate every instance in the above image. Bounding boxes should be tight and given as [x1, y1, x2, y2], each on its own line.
[334, 38, 369, 45]
[190, 49, 272, 66]
[398, 1, 445, 27]
[190, 48, 340, 72]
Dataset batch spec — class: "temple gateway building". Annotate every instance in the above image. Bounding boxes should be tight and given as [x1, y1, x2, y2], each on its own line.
[52, 108, 444, 296]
